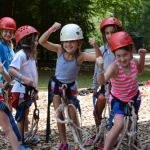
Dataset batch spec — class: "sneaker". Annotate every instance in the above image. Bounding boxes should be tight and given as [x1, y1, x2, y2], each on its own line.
[0, 130, 5, 135]
[73, 149, 79, 150]
[97, 140, 118, 148]
[20, 144, 32, 150]
[31, 137, 40, 143]
[58, 143, 69, 150]
[88, 135, 101, 144]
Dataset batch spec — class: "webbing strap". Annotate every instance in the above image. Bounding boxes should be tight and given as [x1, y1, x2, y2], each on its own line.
[109, 107, 119, 130]
[0, 102, 22, 141]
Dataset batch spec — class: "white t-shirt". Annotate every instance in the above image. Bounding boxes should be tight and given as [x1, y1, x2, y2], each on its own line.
[10, 49, 38, 93]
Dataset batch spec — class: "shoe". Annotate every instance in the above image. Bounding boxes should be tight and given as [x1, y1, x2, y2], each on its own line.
[97, 140, 118, 148]
[20, 144, 32, 150]
[88, 135, 101, 144]
[0, 130, 5, 135]
[31, 137, 40, 143]
[58, 143, 69, 150]
[73, 149, 79, 150]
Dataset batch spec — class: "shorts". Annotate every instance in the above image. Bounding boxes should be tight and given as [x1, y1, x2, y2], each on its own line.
[113, 99, 141, 116]
[12, 93, 30, 108]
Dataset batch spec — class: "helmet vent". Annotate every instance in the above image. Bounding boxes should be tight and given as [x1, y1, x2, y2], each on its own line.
[76, 31, 79, 35]
[124, 37, 128, 40]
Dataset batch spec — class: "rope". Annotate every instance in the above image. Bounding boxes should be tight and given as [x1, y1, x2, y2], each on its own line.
[114, 100, 144, 150]
[93, 83, 110, 147]
[24, 91, 39, 143]
[55, 84, 88, 150]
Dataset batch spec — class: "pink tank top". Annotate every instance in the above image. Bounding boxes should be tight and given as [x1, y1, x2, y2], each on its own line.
[110, 60, 141, 102]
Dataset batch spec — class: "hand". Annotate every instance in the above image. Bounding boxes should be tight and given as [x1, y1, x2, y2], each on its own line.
[138, 48, 147, 57]
[96, 56, 104, 71]
[0, 82, 4, 89]
[23, 77, 34, 86]
[0, 61, 5, 75]
[89, 38, 97, 48]
[51, 22, 61, 31]
[93, 89, 97, 97]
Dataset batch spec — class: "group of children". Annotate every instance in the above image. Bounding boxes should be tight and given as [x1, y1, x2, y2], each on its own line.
[0, 15, 147, 150]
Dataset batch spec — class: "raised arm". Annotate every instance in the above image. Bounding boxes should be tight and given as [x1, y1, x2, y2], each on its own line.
[39, 22, 62, 56]
[134, 48, 147, 75]
[89, 38, 102, 58]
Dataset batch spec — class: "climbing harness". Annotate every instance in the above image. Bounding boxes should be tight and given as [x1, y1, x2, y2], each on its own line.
[55, 84, 88, 150]
[93, 83, 111, 148]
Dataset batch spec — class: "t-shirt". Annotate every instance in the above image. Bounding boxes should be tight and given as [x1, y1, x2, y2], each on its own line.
[10, 49, 38, 93]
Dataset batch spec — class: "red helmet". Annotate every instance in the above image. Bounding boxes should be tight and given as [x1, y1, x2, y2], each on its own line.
[0, 17, 16, 30]
[100, 17, 122, 32]
[146, 80, 150, 86]
[15, 25, 39, 46]
[109, 31, 133, 52]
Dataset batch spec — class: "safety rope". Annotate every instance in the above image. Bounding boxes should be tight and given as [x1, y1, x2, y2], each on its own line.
[55, 84, 88, 150]
[93, 83, 111, 147]
[24, 91, 39, 143]
[114, 100, 144, 150]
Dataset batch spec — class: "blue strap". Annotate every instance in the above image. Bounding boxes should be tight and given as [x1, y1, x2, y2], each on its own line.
[0, 102, 22, 141]
[72, 96, 81, 116]
[109, 107, 119, 130]
[15, 97, 31, 122]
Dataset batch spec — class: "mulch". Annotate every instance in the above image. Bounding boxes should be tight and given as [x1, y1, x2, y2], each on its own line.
[0, 86, 150, 149]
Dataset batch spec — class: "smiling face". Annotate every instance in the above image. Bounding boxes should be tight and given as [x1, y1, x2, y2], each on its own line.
[115, 48, 132, 68]
[105, 25, 116, 43]
[63, 40, 79, 54]
[1, 29, 14, 42]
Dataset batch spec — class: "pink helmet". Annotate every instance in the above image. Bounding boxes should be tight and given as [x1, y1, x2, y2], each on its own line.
[0, 17, 16, 30]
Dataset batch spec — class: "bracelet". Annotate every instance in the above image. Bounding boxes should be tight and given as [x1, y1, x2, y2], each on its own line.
[18, 74, 22, 87]
[49, 27, 56, 33]
[98, 68, 105, 74]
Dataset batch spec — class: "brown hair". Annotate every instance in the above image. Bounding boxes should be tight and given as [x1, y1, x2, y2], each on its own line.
[101, 25, 122, 44]
[18, 33, 38, 60]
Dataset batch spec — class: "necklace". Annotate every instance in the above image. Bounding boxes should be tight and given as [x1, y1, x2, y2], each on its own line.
[65, 51, 77, 55]
[122, 66, 131, 72]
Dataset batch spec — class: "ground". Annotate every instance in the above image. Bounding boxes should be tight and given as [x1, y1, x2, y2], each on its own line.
[0, 62, 150, 150]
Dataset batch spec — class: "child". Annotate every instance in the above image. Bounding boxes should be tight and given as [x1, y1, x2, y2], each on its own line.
[39, 22, 99, 150]
[0, 17, 16, 113]
[96, 31, 146, 150]
[8, 25, 40, 150]
[0, 60, 23, 150]
[88, 17, 122, 145]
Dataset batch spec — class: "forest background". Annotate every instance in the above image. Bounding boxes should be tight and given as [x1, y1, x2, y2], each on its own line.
[0, 0, 150, 70]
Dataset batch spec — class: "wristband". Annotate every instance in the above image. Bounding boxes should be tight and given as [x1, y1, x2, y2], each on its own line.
[18, 74, 22, 87]
[49, 28, 56, 33]
[98, 68, 105, 74]
[0, 80, 3, 83]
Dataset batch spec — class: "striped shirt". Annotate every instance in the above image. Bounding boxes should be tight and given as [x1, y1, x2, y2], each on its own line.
[110, 60, 141, 102]
[0, 93, 4, 103]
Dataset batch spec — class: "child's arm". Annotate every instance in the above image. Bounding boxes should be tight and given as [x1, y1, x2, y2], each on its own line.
[133, 49, 147, 75]
[96, 56, 117, 85]
[8, 66, 34, 86]
[0, 61, 11, 83]
[89, 38, 102, 58]
[39, 22, 62, 56]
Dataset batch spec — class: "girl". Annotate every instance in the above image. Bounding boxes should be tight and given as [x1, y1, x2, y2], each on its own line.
[0, 17, 16, 113]
[0, 61, 22, 150]
[8, 25, 40, 150]
[88, 17, 122, 146]
[39, 22, 99, 150]
[96, 31, 146, 150]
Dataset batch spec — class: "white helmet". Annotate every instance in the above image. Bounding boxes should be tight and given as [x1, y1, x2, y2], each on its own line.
[60, 24, 84, 41]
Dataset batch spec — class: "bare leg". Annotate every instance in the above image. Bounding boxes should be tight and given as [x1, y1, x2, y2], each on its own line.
[53, 95, 67, 143]
[93, 94, 106, 127]
[7, 85, 13, 113]
[0, 110, 20, 150]
[104, 115, 124, 150]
